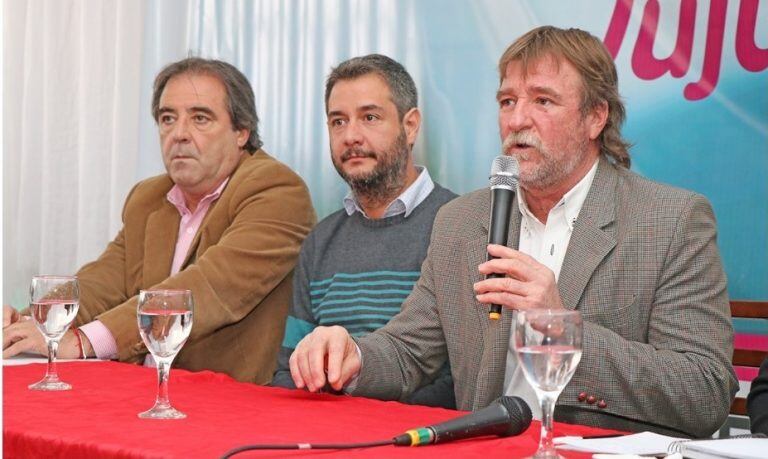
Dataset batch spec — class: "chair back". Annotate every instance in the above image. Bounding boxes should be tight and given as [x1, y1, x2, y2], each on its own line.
[730, 300, 768, 416]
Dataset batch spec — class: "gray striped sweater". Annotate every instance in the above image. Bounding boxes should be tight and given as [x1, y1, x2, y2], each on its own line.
[271, 184, 457, 408]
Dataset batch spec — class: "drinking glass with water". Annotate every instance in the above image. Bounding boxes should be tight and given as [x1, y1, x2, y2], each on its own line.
[137, 289, 193, 419]
[514, 309, 583, 459]
[28, 275, 80, 391]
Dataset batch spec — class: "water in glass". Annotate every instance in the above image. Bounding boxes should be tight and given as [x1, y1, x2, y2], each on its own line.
[137, 289, 193, 420]
[28, 275, 80, 391]
[514, 309, 582, 459]
[138, 309, 193, 358]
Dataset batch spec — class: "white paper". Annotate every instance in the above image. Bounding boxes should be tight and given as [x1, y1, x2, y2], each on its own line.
[555, 431, 685, 455]
[681, 438, 768, 459]
[3, 353, 99, 366]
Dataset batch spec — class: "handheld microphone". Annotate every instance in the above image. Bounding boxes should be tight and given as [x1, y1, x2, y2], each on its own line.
[486, 156, 519, 320]
[393, 396, 532, 447]
[220, 396, 533, 457]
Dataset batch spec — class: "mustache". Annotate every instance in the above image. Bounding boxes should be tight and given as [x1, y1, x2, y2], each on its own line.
[502, 131, 542, 152]
[167, 145, 200, 159]
[340, 148, 377, 162]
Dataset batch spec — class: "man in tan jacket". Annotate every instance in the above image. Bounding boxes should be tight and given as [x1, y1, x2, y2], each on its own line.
[3, 58, 316, 384]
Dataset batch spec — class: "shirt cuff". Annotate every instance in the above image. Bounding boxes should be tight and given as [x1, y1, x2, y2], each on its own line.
[79, 320, 118, 360]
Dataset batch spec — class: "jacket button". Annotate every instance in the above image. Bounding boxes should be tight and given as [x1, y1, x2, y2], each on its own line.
[578, 392, 587, 402]
[598, 399, 607, 409]
[586, 395, 597, 404]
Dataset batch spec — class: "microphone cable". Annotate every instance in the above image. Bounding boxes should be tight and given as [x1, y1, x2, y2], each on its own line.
[220, 438, 396, 458]
[220, 426, 459, 457]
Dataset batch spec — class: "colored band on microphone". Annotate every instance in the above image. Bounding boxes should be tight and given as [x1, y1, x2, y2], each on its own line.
[403, 428, 433, 446]
[489, 305, 502, 320]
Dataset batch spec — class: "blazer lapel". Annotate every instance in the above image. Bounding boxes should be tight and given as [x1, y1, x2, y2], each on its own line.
[143, 203, 179, 287]
[557, 158, 618, 310]
[471, 189, 522, 409]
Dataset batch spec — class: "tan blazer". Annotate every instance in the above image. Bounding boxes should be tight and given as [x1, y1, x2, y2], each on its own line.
[75, 150, 316, 384]
[354, 158, 737, 437]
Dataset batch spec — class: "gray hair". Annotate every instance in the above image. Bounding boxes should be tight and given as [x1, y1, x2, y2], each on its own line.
[324, 54, 418, 119]
[499, 26, 631, 168]
[151, 57, 262, 153]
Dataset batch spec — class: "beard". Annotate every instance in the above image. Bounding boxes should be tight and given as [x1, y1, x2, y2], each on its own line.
[502, 128, 587, 190]
[332, 130, 410, 205]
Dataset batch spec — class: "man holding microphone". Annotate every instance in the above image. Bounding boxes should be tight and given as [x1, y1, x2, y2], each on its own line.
[288, 26, 736, 438]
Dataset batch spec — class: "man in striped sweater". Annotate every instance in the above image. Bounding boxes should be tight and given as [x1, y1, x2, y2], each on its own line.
[271, 54, 457, 408]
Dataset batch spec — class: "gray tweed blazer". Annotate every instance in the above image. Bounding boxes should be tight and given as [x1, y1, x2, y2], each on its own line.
[352, 157, 737, 438]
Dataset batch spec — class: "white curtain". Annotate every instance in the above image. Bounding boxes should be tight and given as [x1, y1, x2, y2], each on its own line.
[4, 1, 142, 307]
[3, 0, 199, 306]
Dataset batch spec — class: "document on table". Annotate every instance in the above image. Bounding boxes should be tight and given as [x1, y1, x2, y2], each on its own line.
[555, 431, 684, 455]
[670, 437, 768, 459]
[556, 432, 767, 459]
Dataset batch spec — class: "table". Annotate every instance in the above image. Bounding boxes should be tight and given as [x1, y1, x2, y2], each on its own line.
[4, 361, 617, 458]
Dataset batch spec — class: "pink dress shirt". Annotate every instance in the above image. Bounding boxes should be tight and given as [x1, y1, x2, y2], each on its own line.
[79, 178, 230, 360]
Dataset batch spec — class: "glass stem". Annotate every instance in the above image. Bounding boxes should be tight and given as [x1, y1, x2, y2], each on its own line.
[45, 339, 59, 381]
[539, 392, 558, 454]
[155, 359, 171, 408]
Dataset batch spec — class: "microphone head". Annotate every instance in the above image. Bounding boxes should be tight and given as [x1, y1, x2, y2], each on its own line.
[495, 396, 533, 437]
[489, 155, 519, 189]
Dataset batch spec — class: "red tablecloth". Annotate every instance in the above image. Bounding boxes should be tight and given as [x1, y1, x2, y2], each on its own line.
[4, 362, 618, 458]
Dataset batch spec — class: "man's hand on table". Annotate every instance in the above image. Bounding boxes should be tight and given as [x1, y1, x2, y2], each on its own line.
[3, 305, 90, 359]
[289, 325, 361, 392]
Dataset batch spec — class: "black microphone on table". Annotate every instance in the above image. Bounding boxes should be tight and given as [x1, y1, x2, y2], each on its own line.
[486, 155, 520, 320]
[219, 396, 533, 457]
[393, 396, 532, 447]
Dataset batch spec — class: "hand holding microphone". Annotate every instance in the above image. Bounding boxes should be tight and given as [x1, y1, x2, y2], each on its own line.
[484, 156, 519, 320]
[474, 156, 565, 317]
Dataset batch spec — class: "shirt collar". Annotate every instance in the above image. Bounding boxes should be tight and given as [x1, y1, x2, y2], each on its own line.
[343, 166, 434, 219]
[167, 177, 230, 216]
[517, 159, 599, 230]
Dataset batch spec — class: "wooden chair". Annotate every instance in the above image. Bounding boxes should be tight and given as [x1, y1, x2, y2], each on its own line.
[719, 300, 768, 437]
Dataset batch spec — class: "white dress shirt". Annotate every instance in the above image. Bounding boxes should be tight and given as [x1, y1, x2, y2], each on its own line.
[503, 159, 599, 418]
